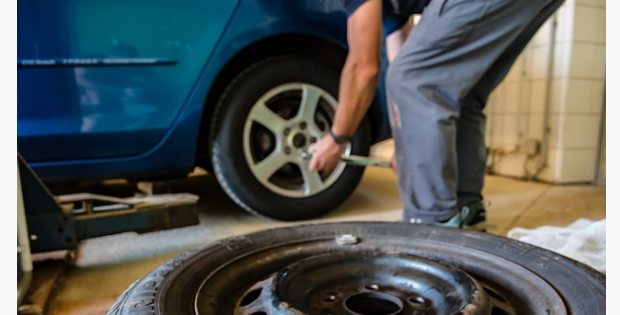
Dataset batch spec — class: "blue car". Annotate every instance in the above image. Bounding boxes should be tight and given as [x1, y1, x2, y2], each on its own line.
[17, 0, 391, 221]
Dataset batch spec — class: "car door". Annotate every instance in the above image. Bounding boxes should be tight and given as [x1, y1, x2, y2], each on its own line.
[17, 0, 239, 162]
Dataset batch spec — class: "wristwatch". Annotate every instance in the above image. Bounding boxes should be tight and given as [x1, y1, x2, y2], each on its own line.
[329, 129, 351, 145]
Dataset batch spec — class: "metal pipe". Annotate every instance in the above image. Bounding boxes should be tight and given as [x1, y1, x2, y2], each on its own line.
[17, 158, 33, 307]
[593, 75, 606, 185]
[533, 14, 559, 180]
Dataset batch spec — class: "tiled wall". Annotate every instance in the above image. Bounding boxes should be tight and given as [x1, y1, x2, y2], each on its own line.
[486, 0, 606, 183]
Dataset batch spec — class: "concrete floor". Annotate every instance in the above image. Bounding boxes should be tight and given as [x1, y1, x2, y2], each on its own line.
[19, 143, 606, 315]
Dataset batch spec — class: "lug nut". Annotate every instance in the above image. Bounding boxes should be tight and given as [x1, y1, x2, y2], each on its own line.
[284, 128, 290, 136]
[285, 147, 291, 154]
[310, 137, 317, 143]
[300, 122, 307, 129]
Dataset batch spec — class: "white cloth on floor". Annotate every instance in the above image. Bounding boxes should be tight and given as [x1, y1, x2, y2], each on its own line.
[507, 218, 606, 273]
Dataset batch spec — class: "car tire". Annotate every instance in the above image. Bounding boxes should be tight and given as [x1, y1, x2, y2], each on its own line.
[209, 56, 371, 221]
[106, 222, 606, 315]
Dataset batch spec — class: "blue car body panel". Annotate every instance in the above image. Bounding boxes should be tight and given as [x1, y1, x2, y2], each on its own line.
[17, 0, 390, 182]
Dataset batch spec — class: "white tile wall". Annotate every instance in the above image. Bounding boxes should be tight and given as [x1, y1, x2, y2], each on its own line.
[531, 19, 554, 47]
[563, 115, 602, 148]
[504, 54, 524, 84]
[485, 112, 495, 147]
[597, 110, 605, 185]
[489, 86, 505, 114]
[556, 4, 575, 43]
[570, 0, 606, 8]
[518, 100, 531, 137]
[488, 115, 503, 146]
[529, 45, 552, 80]
[527, 114, 546, 140]
[553, 42, 573, 78]
[573, 5, 606, 44]
[489, 115, 522, 149]
[570, 43, 605, 78]
[547, 114, 563, 149]
[550, 78, 568, 113]
[565, 79, 604, 113]
[483, 2, 605, 184]
[501, 114, 522, 146]
[559, 149, 598, 182]
[485, 91, 498, 114]
[596, 7, 606, 42]
[529, 80, 548, 114]
[537, 149, 563, 182]
[520, 82, 532, 113]
[502, 83, 521, 114]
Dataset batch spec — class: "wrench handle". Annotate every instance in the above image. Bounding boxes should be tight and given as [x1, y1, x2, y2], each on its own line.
[341, 155, 392, 168]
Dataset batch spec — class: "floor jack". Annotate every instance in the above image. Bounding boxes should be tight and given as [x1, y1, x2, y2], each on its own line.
[18, 154, 201, 254]
[17, 154, 201, 307]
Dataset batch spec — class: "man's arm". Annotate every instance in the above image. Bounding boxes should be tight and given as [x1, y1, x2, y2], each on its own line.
[309, 0, 382, 171]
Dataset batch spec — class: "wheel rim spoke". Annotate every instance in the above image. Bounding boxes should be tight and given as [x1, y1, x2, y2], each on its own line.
[297, 84, 322, 121]
[308, 124, 328, 140]
[251, 149, 288, 182]
[248, 101, 287, 134]
[301, 164, 325, 195]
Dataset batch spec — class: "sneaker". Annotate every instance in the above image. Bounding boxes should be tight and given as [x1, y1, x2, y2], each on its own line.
[434, 201, 487, 231]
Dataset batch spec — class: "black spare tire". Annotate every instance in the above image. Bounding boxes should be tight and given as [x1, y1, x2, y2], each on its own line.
[209, 56, 371, 221]
[107, 222, 606, 315]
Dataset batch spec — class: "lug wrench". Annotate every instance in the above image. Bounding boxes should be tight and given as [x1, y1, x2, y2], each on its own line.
[300, 151, 392, 168]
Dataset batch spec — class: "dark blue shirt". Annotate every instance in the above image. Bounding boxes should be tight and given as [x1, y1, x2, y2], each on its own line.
[343, 0, 431, 35]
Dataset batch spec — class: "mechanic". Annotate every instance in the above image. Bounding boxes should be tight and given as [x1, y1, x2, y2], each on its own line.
[309, 0, 565, 229]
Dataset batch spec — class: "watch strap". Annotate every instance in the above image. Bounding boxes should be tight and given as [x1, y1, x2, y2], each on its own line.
[329, 129, 351, 145]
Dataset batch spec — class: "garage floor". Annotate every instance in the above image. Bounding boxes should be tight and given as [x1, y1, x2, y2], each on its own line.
[20, 142, 606, 315]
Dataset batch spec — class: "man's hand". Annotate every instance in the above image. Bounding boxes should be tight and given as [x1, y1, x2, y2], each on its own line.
[308, 135, 346, 171]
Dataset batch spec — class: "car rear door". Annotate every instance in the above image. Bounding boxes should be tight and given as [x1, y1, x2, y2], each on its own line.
[18, 0, 239, 162]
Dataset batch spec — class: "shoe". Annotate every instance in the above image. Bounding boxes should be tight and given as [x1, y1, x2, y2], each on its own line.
[434, 201, 487, 232]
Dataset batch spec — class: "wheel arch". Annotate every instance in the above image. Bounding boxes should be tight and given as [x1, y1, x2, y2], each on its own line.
[195, 34, 386, 169]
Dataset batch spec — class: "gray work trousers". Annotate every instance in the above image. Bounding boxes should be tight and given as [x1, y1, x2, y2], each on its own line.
[386, 0, 565, 223]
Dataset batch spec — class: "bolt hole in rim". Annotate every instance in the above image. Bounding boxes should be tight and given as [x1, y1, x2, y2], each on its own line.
[408, 296, 425, 305]
[324, 295, 337, 303]
[243, 83, 351, 198]
[240, 288, 263, 307]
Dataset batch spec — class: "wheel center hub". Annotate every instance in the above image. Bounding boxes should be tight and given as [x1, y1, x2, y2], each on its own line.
[344, 291, 404, 315]
[292, 133, 307, 148]
[233, 252, 494, 315]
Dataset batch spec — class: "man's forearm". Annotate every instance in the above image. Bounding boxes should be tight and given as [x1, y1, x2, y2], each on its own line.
[331, 58, 379, 138]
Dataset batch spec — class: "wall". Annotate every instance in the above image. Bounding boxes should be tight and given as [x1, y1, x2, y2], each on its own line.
[486, 0, 606, 184]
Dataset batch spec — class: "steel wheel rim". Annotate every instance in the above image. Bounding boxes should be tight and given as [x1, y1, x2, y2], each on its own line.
[192, 231, 568, 315]
[242, 83, 350, 198]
